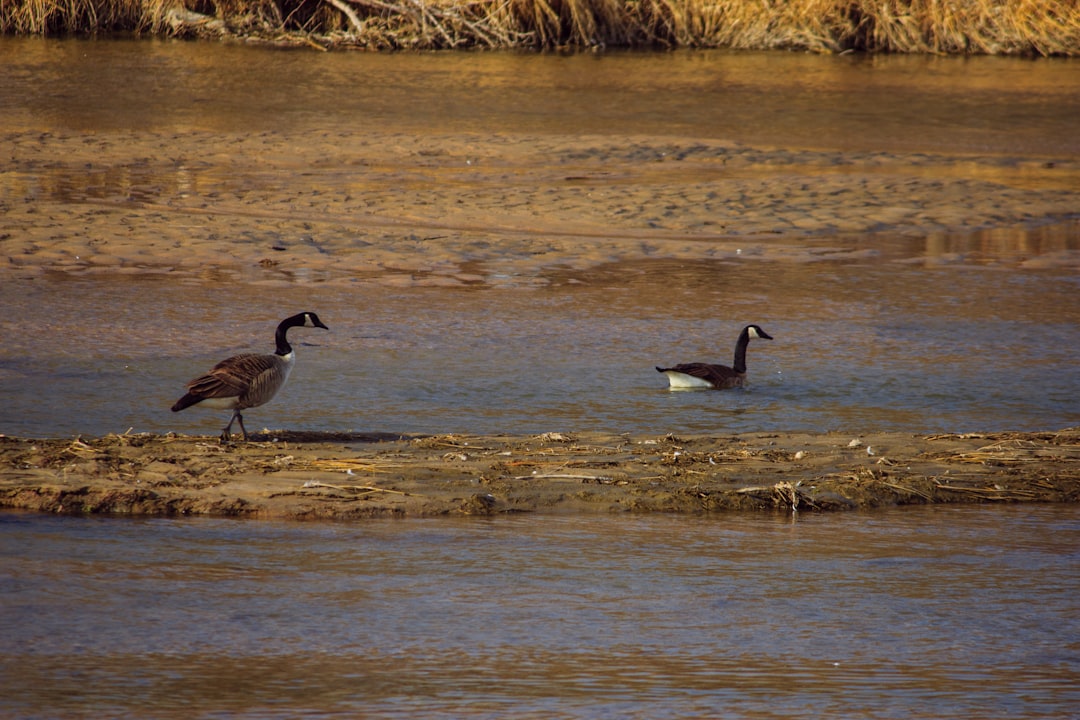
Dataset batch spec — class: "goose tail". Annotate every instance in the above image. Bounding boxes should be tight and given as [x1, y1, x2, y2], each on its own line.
[171, 393, 201, 412]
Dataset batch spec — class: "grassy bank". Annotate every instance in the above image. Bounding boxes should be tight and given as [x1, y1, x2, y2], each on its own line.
[2, 0, 1079, 53]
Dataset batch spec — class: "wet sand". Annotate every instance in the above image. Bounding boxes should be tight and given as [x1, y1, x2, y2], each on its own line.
[5, 129, 1080, 288]
[2, 429, 1078, 518]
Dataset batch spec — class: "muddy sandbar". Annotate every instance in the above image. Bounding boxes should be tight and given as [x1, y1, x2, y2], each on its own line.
[2, 429, 1077, 519]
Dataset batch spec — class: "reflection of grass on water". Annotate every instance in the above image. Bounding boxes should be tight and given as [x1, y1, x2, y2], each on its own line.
[4, 0, 1078, 54]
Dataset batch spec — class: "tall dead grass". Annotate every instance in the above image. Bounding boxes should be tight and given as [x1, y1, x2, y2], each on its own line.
[2, 0, 1078, 54]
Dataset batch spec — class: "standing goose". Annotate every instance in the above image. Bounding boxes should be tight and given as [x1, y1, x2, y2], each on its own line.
[656, 324, 773, 389]
[171, 312, 329, 441]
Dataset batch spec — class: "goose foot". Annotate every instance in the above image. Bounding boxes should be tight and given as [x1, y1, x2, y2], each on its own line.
[220, 412, 248, 443]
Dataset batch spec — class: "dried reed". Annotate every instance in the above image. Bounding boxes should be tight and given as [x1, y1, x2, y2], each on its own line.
[3, 0, 1077, 54]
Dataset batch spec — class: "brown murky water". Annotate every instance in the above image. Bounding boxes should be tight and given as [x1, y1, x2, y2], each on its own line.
[2, 38, 1080, 718]
[1, 38, 1079, 437]
[3, 506, 1079, 718]
[5, 37, 1080, 154]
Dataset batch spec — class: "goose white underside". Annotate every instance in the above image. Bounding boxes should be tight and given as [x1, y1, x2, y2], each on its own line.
[188, 396, 242, 410]
[660, 371, 716, 389]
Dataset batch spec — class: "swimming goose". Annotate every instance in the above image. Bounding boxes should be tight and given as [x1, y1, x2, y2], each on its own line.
[171, 312, 329, 441]
[656, 324, 773, 389]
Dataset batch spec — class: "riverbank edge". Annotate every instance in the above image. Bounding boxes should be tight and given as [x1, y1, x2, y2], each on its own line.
[2, 428, 1077, 520]
[4, 0, 1079, 55]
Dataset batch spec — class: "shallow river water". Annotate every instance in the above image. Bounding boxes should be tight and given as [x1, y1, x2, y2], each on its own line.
[1, 39, 1079, 438]
[3, 265, 1079, 438]
[3, 505, 1079, 719]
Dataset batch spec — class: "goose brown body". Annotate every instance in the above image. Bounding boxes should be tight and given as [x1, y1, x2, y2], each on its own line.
[656, 324, 773, 389]
[171, 312, 328, 441]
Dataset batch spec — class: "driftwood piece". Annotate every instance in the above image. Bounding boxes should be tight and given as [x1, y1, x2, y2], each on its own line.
[324, 0, 365, 34]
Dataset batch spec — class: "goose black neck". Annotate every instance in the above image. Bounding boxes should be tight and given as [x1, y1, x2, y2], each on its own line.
[732, 327, 752, 373]
[274, 317, 300, 356]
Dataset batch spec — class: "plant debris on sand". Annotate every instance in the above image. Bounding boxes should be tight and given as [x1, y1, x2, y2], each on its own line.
[1, 428, 1077, 520]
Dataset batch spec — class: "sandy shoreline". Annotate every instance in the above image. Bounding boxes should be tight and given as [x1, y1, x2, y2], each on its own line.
[2, 429, 1077, 519]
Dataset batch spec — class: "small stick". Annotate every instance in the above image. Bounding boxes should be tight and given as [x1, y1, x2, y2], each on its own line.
[880, 481, 933, 500]
[302, 480, 411, 496]
[513, 473, 612, 482]
[934, 484, 1039, 498]
[325, 0, 366, 33]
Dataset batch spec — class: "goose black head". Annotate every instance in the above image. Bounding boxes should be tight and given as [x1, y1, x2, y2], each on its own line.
[281, 312, 329, 331]
[746, 324, 772, 340]
[300, 312, 329, 330]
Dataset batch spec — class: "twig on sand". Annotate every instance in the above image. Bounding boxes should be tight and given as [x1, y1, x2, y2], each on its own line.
[513, 473, 614, 482]
[737, 481, 814, 511]
[301, 480, 411, 496]
[880, 480, 934, 500]
[934, 483, 1039, 500]
[66, 439, 100, 456]
[307, 458, 403, 473]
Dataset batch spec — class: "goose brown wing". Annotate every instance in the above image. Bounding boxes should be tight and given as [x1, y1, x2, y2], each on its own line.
[186, 353, 274, 398]
[667, 363, 738, 386]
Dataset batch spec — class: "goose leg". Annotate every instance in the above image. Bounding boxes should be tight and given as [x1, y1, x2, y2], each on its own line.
[220, 411, 241, 443]
[235, 413, 249, 441]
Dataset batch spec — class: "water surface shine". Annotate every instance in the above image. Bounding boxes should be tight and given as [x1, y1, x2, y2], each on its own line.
[2, 40, 1079, 438]
[4, 37, 1080, 155]
[2, 506, 1078, 718]
[2, 260, 1078, 438]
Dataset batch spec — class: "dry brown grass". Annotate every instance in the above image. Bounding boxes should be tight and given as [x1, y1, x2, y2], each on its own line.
[2, 0, 1078, 53]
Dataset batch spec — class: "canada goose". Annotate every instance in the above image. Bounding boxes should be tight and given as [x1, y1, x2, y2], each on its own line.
[171, 312, 329, 441]
[656, 324, 773, 389]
